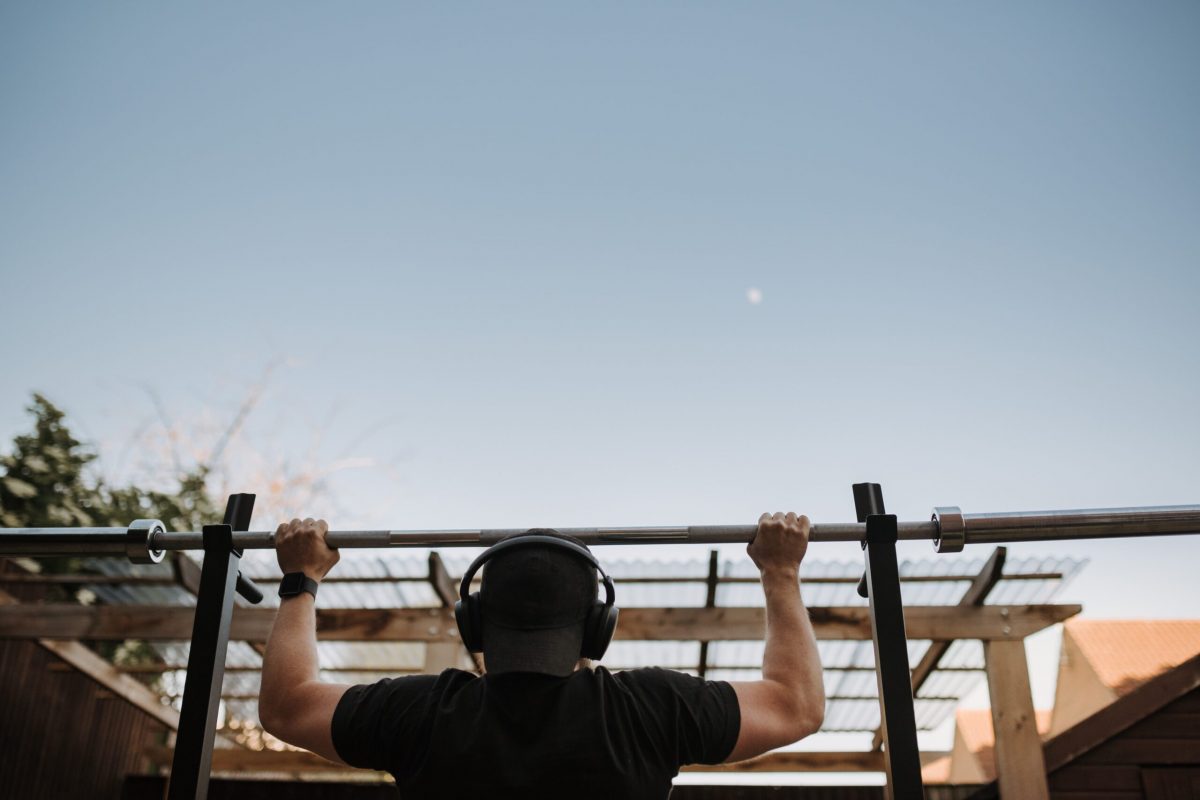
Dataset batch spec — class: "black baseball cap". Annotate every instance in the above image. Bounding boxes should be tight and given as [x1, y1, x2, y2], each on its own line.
[479, 530, 599, 677]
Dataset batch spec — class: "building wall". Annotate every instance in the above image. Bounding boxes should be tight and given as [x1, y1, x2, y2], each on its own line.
[0, 638, 167, 800]
[947, 725, 989, 785]
[1049, 628, 1115, 736]
[1048, 686, 1200, 800]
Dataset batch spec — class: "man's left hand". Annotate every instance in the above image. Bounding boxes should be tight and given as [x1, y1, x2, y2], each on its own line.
[275, 517, 339, 580]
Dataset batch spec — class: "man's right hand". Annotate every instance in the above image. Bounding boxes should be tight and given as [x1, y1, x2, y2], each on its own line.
[274, 518, 340, 582]
[747, 512, 810, 575]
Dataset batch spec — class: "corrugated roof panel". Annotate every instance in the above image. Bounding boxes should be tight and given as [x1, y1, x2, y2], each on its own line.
[608, 558, 709, 580]
[917, 669, 984, 701]
[712, 582, 766, 607]
[604, 641, 699, 669]
[90, 582, 198, 607]
[217, 670, 261, 696]
[843, 699, 880, 731]
[914, 698, 958, 730]
[830, 670, 877, 698]
[223, 699, 258, 723]
[317, 641, 425, 671]
[618, 582, 707, 608]
[938, 639, 985, 670]
[707, 640, 765, 668]
[908, 639, 933, 664]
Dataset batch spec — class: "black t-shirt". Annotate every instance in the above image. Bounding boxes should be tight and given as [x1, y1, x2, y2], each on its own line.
[331, 666, 741, 799]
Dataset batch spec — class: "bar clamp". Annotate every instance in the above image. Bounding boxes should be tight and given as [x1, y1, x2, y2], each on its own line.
[125, 519, 166, 564]
[932, 506, 966, 553]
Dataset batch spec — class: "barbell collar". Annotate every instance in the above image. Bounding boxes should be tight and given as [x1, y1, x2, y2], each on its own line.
[931, 506, 965, 553]
[125, 519, 166, 564]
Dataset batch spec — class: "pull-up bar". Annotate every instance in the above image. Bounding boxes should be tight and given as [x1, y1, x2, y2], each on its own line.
[2, 504, 1198, 562]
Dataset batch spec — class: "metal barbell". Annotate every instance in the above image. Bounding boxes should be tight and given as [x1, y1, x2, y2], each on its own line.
[0, 504, 1197, 563]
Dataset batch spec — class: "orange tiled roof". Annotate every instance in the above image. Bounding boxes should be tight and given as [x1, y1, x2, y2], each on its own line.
[953, 708, 1052, 781]
[1065, 619, 1200, 696]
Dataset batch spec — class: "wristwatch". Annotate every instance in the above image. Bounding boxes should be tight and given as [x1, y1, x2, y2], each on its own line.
[279, 572, 320, 600]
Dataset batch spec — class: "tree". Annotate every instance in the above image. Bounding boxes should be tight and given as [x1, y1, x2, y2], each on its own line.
[0, 393, 106, 528]
[0, 393, 219, 533]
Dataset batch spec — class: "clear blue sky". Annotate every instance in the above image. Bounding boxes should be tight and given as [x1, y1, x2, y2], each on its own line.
[2, 1, 1198, 629]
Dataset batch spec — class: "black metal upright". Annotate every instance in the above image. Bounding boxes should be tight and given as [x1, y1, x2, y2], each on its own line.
[854, 482, 924, 800]
[167, 493, 257, 800]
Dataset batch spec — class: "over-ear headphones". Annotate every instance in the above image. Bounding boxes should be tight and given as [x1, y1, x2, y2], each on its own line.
[454, 533, 619, 660]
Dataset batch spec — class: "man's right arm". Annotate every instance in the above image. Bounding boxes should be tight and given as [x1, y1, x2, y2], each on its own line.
[725, 512, 825, 762]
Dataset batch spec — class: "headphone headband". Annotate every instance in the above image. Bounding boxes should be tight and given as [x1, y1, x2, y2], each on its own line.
[457, 533, 616, 607]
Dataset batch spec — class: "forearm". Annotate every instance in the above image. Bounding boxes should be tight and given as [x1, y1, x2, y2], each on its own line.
[260, 594, 320, 725]
[760, 568, 825, 722]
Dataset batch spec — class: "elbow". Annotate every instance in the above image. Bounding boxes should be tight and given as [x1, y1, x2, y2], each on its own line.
[798, 700, 825, 739]
[258, 705, 279, 738]
[258, 695, 287, 738]
[786, 693, 825, 741]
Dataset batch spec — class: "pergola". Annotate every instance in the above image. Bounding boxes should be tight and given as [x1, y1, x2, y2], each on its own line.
[0, 543, 1082, 790]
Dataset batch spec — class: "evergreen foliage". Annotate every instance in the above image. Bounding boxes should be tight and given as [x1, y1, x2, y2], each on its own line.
[0, 393, 219, 532]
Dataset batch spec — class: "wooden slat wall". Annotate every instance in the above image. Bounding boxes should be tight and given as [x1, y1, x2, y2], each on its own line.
[0, 638, 167, 799]
[1048, 688, 1200, 800]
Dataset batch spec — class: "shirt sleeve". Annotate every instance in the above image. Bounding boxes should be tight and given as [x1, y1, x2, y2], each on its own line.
[330, 674, 440, 771]
[621, 667, 742, 766]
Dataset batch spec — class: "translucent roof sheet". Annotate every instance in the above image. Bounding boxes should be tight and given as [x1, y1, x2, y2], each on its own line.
[73, 549, 1082, 734]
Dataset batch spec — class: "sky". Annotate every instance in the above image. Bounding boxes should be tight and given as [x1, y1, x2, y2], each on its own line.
[2, 0, 1198, 781]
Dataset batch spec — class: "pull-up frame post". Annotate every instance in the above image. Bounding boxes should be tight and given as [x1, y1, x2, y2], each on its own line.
[855, 483, 924, 799]
[166, 493, 264, 800]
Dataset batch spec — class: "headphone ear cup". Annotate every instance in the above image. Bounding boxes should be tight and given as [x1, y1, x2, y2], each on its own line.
[455, 592, 484, 653]
[582, 602, 618, 660]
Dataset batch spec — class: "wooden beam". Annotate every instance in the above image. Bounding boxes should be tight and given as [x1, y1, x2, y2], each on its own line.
[617, 604, 1078, 641]
[985, 639, 1049, 800]
[427, 552, 482, 673]
[172, 553, 203, 595]
[690, 749, 951, 773]
[144, 745, 951, 774]
[0, 587, 181, 730]
[0, 603, 1080, 642]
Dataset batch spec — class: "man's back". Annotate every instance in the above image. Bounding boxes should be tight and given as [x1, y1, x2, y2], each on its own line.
[332, 666, 741, 799]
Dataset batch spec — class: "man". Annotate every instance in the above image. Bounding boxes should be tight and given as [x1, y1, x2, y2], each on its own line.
[260, 512, 824, 798]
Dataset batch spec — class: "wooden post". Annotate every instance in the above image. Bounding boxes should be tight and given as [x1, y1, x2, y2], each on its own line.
[984, 639, 1049, 800]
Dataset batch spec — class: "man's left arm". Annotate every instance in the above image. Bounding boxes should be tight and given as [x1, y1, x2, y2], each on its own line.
[259, 517, 350, 764]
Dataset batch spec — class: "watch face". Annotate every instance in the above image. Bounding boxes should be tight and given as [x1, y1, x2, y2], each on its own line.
[280, 573, 305, 594]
